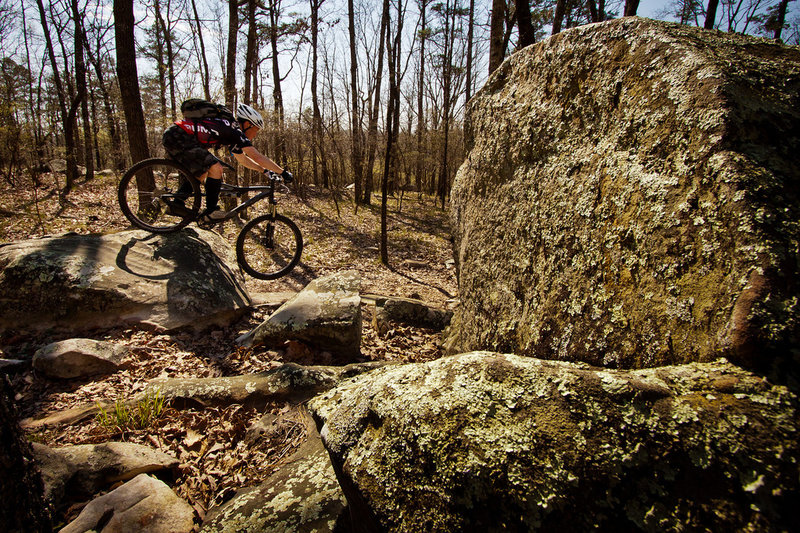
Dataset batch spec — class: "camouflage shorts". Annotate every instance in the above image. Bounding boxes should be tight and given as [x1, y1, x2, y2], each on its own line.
[162, 125, 219, 177]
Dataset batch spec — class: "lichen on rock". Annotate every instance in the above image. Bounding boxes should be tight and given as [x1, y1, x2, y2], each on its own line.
[309, 351, 800, 532]
[446, 18, 800, 370]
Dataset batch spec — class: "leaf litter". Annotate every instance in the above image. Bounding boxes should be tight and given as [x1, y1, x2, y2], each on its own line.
[1, 172, 456, 527]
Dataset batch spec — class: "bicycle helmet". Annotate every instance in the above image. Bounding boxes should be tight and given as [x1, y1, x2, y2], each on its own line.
[236, 103, 264, 129]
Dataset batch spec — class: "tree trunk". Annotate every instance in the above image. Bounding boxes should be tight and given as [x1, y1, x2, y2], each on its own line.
[465, 0, 475, 101]
[311, 0, 324, 187]
[114, 0, 151, 168]
[37, 0, 80, 195]
[704, 0, 719, 28]
[416, 0, 427, 195]
[381, 0, 402, 267]
[489, 0, 505, 73]
[364, 0, 390, 205]
[72, 0, 93, 181]
[269, 0, 287, 165]
[153, 0, 168, 122]
[624, 0, 640, 16]
[225, 0, 238, 110]
[553, 0, 567, 34]
[348, 0, 364, 206]
[191, 0, 212, 99]
[0, 377, 52, 532]
[517, 0, 536, 47]
[587, 0, 599, 22]
[244, 0, 257, 105]
[772, 0, 790, 40]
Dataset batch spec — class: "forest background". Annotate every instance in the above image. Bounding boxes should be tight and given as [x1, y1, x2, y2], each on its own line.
[1, 0, 798, 222]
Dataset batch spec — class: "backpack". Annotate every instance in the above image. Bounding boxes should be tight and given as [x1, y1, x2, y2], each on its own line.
[180, 98, 236, 123]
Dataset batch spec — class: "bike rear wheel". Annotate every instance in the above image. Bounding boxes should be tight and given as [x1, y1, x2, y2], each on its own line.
[118, 158, 201, 233]
[236, 213, 303, 280]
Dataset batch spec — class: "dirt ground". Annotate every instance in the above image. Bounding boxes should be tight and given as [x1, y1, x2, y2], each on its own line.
[0, 169, 458, 527]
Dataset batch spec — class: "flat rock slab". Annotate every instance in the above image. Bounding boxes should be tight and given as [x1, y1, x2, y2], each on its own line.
[237, 271, 362, 362]
[0, 229, 251, 333]
[142, 361, 388, 408]
[60, 473, 194, 533]
[33, 338, 129, 379]
[202, 410, 349, 533]
[33, 441, 179, 506]
[309, 352, 800, 532]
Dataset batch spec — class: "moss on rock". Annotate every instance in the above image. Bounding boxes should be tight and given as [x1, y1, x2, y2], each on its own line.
[447, 18, 800, 370]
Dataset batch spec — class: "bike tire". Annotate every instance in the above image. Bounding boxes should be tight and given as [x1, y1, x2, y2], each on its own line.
[118, 158, 201, 233]
[236, 213, 303, 280]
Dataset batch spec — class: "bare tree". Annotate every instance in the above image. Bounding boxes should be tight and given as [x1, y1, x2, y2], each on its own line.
[71, 0, 93, 181]
[114, 0, 151, 169]
[190, 0, 211, 99]
[225, 0, 238, 111]
[489, 0, 505, 73]
[348, 0, 365, 205]
[37, 0, 80, 195]
[705, 0, 720, 27]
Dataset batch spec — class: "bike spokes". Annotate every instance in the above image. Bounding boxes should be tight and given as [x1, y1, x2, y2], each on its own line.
[236, 214, 302, 280]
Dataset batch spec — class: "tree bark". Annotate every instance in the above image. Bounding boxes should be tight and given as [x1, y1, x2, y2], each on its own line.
[71, 0, 93, 181]
[37, 0, 80, 195]
[244, 0, 257, 105]
[225, 0, 238, 111]
[704, 0, 719, 28]
[416, 0, 428, 194]
[311, 0, 325, 187]
[191, 0, 212, 99]
[552, 0, 567, 34]
[489, 0, 505, 73]
[0, 377, 52, 532]
[517, 0, 536, 47]
[348, 0, 364, 206]
[771, 0, 790, 40]
[364, 0, 389, 205]
[114, 0, 151, 168]
[624, 0, 640, 16]
[269, 0, 287, 165]
[466, 0, 476, 101]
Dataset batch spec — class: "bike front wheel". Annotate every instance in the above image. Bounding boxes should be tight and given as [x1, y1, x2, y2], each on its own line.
[236, 214, 303, 280]
[118, 158, 202, 233]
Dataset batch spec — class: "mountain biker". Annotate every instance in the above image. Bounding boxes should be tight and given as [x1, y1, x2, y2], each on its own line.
[162, 102, 293, 221]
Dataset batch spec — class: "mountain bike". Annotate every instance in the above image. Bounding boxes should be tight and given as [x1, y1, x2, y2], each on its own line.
[118, 158, 302, 280]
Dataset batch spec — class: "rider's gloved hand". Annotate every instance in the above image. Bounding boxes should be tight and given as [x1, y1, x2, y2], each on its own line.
[280, 169, 294, 183]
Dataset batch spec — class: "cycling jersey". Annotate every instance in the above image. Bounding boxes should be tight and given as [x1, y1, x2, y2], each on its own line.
[174, 117, 252, 154]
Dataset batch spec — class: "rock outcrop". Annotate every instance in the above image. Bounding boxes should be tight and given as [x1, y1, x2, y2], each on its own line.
[446, 18, 800, 370]
[237, 271, 362, 361]
[309, 351, 800, 532]
[0, 229, 251, 332]
[142, 361, 387, 409]
[33, 442, 179, 508]
[32, 338, 129, 379]
[201, 409, 349, 533]
[60, 473, 194, 533]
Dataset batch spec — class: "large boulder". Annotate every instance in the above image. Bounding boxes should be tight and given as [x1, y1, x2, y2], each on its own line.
[237, 270, 362, 362]
[0, 229, 251, 332]
[446, 18, 800, 370]
[308, 351, 800, 532]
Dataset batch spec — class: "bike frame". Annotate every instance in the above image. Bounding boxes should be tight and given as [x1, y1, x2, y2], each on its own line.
[217, 182, 278, 220]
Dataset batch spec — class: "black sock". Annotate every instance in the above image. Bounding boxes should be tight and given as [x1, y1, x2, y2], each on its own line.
[175, 179, 194, 205]
[204, 178, 222, 212]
